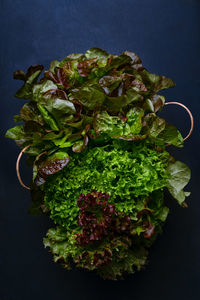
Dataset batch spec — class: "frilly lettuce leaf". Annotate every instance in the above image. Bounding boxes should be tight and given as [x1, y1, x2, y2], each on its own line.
[43, 225, 148, 280]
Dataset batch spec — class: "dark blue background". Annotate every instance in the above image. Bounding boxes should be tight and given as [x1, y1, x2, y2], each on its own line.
[1, 0, 200, 299]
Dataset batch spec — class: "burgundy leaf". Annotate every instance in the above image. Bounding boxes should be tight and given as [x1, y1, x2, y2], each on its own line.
[34, 152, 70, 186]
[76, 191, 132, 246]
[77, 58, 97, 77]
[143, 221, 155, 239]
[45, 71, 58, 83]
[13, 70, 26, 81]
[26, 65, 44, 79]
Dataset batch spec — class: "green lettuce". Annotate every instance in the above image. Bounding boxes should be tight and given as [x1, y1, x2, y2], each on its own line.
[42, 142, 171, 230]
[167, 161, 191, 205]
[6, 48, 182, 186]
[6, 48, 191, 280]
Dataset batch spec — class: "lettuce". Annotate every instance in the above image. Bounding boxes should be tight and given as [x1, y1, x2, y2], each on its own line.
[43, 141, 171, 230]
[6, 48, 182, 186]
[6, 48, 191, 280]
[167, 161, 191, 205]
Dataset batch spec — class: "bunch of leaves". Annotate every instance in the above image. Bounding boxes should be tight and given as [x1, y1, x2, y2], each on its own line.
[44, 225, 146, 280]
[6, 48, 184, 188]
[76, 191, 131, 246]
[42, 142, 167, 229]
[5, 48, 191, 280]
[41, 141, 190, 231]
[44, 191, 164, 280]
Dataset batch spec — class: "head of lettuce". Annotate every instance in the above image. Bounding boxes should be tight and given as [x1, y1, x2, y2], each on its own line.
[6, 48, 191, 280]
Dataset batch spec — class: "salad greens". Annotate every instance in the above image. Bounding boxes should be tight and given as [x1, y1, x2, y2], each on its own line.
[6, 48, 191, 280]
[43, 141, 171, 230]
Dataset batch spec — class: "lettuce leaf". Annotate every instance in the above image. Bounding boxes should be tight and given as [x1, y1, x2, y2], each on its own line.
[94, 107, 144, 140]
[14, 65, 44, 99]
[167, 161, 191, 205]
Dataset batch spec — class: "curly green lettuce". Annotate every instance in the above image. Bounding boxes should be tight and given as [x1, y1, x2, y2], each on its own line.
[43, 141, 171, 230]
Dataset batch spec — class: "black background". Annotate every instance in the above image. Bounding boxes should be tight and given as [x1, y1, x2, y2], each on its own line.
[1, 0, 200, 299]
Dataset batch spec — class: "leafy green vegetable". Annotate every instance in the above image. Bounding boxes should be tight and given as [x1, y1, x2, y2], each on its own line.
[94, 107, 144, 140]
[6, 47, 191, 280]
[6, 47, 183, 185]
[43, 190, 164, 280]
[70, 84, 106, 109]
[44, 225, 149, 280]
[140, 69, 175, 93]
[43, 142, 170, 230]
[167, 161, 191, 205]
[35, 151, 70, 186]
[148, 116, 184, 148]
[5, 125, 25, 140]
[37, 104, 59, 131]
[85, 47, 109, 64]
[14, 65, 44, 99]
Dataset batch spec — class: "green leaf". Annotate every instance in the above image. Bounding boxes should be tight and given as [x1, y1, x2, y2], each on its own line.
[60, 53, 84, 64]
[42, 131, 64, 141]
[37, 104, 59, 131]
[126, 107, 144, 134]
[122, 51, 142, 65]
[108, 54, 132, 69]
[94, 111, 123, 136]
[72, 135, 89, 153]
[149, 116, 184, 148]
[94, 108, 144, 139]
[13, 115, 23, 122]
[145, 99, 155, 112]
[157, 206, 169, 222]
[70, 84, 105, 109]
[32, 80, 57, 102]
[49, 60, 60, 72]
[151, 95, 165, 112]
[52, 129, 72, 147]
[85, 47, 109, 66]
[33, 81, 76, 125]
[141, 69, 175, 93]
[20, 102, 44, 125]
[43, 141, 171, 230]
[97, 247, 148, 280]
[104, 95, 125, 111]
[44, 98, 76, 120]
[125, 88, 144, 104]
[160, 124, 184, 147]
[14, 65, 44, 99]
[167, 161, 191, 205]
[5, 125, 25, 139]
[24, 144, 47, 157]
[99, 75, 122, 95]
[72, 140, 85, 152]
